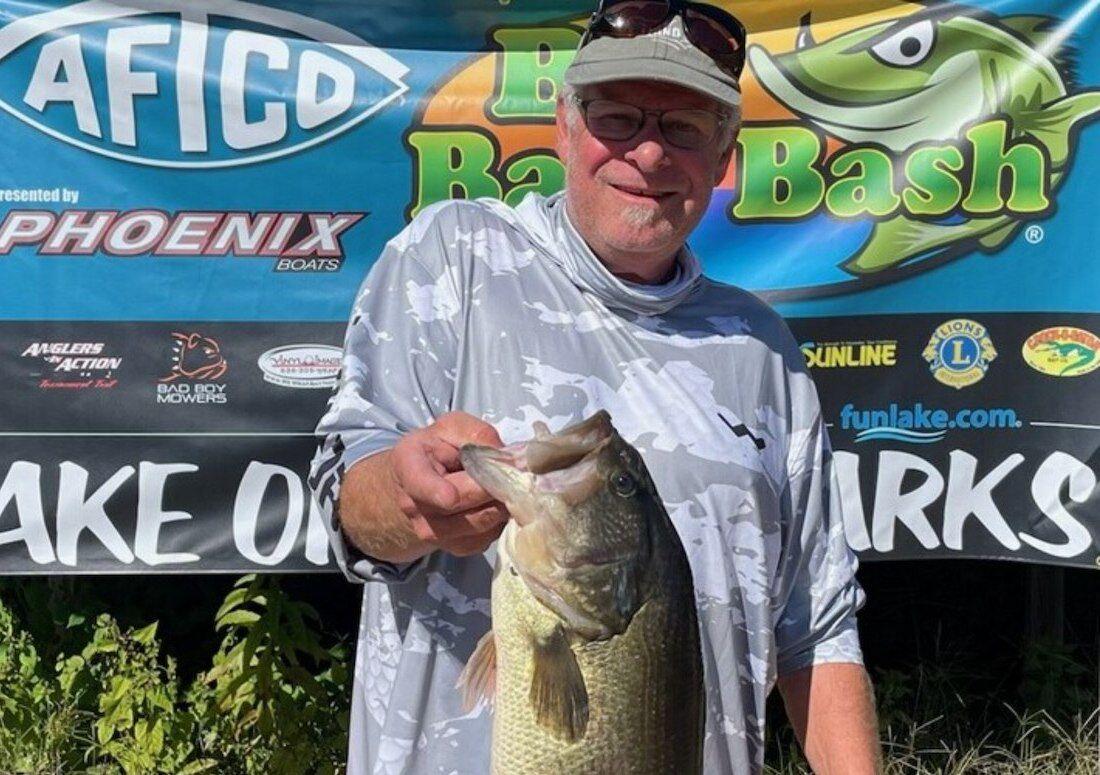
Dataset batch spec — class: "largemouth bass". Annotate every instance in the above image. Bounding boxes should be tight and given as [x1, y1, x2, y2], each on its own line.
[458, 410, 703, 775]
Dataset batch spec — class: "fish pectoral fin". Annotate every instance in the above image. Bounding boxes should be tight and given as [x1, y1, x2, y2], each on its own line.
[457, 630, 497, 711]
[1023, 93, 1100, 168]
[977, 221, 1019, 249]
[842, 217, 938, 274]
[529, 625, 589, 742]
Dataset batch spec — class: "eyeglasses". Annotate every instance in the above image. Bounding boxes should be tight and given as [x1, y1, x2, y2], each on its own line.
[580, 0, 747, 81]
[569, 95, 730, 150]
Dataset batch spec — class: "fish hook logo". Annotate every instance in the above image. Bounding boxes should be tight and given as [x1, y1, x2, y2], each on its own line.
[740, 3, 1100, 298]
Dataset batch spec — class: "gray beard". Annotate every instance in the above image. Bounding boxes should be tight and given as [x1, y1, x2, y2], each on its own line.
[620, 203, 661, 227]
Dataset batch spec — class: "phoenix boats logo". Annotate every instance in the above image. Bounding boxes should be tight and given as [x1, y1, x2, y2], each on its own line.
[0, 209, 364, 272]
[0, 0, 409, 167]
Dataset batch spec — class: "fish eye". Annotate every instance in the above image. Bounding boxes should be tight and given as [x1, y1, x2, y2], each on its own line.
[611, 471, 636, 497]
[870, 19, 935, 67]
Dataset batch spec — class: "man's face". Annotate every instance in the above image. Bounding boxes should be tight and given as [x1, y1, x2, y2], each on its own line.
[556, 79, 737, 268]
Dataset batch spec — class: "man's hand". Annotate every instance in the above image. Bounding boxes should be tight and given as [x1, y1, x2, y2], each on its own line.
[776, 662, 882, 775]
[338, 412, 511, 563]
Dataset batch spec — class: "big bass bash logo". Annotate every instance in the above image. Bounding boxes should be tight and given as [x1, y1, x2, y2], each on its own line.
[405, 1, 1100, 298]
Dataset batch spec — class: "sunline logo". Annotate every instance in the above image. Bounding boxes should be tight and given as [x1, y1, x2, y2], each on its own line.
[838, 402, 1022, 444]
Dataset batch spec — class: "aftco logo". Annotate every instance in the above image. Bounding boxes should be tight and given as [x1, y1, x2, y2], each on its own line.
[0, 0, 409, 167]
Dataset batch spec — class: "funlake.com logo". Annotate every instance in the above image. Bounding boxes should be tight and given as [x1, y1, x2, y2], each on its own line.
[838, 402, 1023, 444]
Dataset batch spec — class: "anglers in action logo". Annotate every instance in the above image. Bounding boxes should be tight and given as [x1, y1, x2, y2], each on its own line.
[923, 318, 997, 389]
[1021, 326, 1100, 377]
[21, 341, 120, 389]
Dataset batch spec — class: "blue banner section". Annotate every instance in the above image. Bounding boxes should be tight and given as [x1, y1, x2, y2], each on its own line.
[0, 0, 1096, 570]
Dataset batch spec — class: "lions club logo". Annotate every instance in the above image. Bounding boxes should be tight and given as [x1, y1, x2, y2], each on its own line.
[923, 318, 997, 389]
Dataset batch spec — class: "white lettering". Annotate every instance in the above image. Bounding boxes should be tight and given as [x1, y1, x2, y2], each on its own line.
[56, 462, 134, 566]
[296, 50, 354, 129]
[233, 462, 303, 565]
[23, 35, 102, 137]
[159, 213, 221, 253]
[42, 211, 113, 253]
[1022, 452, 1094, 558]
[943, 450, 1023, 551]
[106, 25, 172, 147]
[176, 11, 210, 152]
[833, 451, 871, 551]
[305, 494, 332, 566]
[134, 462, 200, 565]
[221, 31, 289, 150]
[0, 211, 55, 253]
[0, 462, 56, 564]
[871, 451, 943, 551]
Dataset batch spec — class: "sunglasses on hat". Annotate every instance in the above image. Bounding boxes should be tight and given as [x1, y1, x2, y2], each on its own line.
[580, 0, 747, 81]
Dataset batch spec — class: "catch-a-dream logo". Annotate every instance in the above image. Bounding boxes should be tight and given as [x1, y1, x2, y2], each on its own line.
[406, 2, 1100, 297]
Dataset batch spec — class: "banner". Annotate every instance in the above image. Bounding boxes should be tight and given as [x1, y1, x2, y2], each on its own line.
[0, 0, 1096, 572]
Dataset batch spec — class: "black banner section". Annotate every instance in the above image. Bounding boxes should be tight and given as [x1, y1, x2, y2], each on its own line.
[788, 313, 1099, 569]
[0, 316, 1096, 572]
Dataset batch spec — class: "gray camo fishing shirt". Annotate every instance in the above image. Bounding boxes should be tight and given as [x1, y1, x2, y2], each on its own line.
[310, 190, 866, 775]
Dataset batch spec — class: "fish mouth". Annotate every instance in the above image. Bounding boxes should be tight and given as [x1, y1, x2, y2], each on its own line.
[459, 411, 615, 524]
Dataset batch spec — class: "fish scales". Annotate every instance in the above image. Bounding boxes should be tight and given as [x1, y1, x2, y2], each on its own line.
[490, 522, 702, 774]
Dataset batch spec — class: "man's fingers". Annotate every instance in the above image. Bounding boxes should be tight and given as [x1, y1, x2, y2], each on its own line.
[392, 435, 481, 509]
[435, 412, 505, 449]
[447, 520, 508, 557]
[392, 437, 460, 511]
[414, 503, 510, 544]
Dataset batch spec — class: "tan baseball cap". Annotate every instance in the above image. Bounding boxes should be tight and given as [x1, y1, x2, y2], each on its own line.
[564, 14, 742, 110]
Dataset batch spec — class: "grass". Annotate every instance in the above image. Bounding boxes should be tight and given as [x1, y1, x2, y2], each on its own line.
[765, 708, 1099, 774]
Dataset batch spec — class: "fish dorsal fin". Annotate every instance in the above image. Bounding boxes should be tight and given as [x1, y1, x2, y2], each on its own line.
[999, 15, 1077, 82]
[457, 630, 497, 711]
[529, 625, 589, 742]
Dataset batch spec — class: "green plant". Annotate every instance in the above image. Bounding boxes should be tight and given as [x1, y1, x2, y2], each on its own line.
[190, 574, 350, 774]
[0, 575, 351, 774]
[1019, 637, 1092, 720]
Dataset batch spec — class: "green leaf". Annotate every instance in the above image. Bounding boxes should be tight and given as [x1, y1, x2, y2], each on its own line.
[131, 621, 159, 645]
[96, 718, 116, 745]
[215, 609, 261, 630]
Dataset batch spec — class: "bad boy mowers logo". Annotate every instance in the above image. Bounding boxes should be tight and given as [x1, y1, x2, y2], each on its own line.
[406, 2, 1100, 297]
[923, 318, 997, 388]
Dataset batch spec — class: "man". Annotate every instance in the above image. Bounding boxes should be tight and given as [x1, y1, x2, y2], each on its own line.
[310, 1, 882, 773]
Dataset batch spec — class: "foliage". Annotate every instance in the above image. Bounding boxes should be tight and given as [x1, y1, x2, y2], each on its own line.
[0, 575, 350, 774]
[1, 573, 1094, 773]
[764, 630, 1099, 775]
